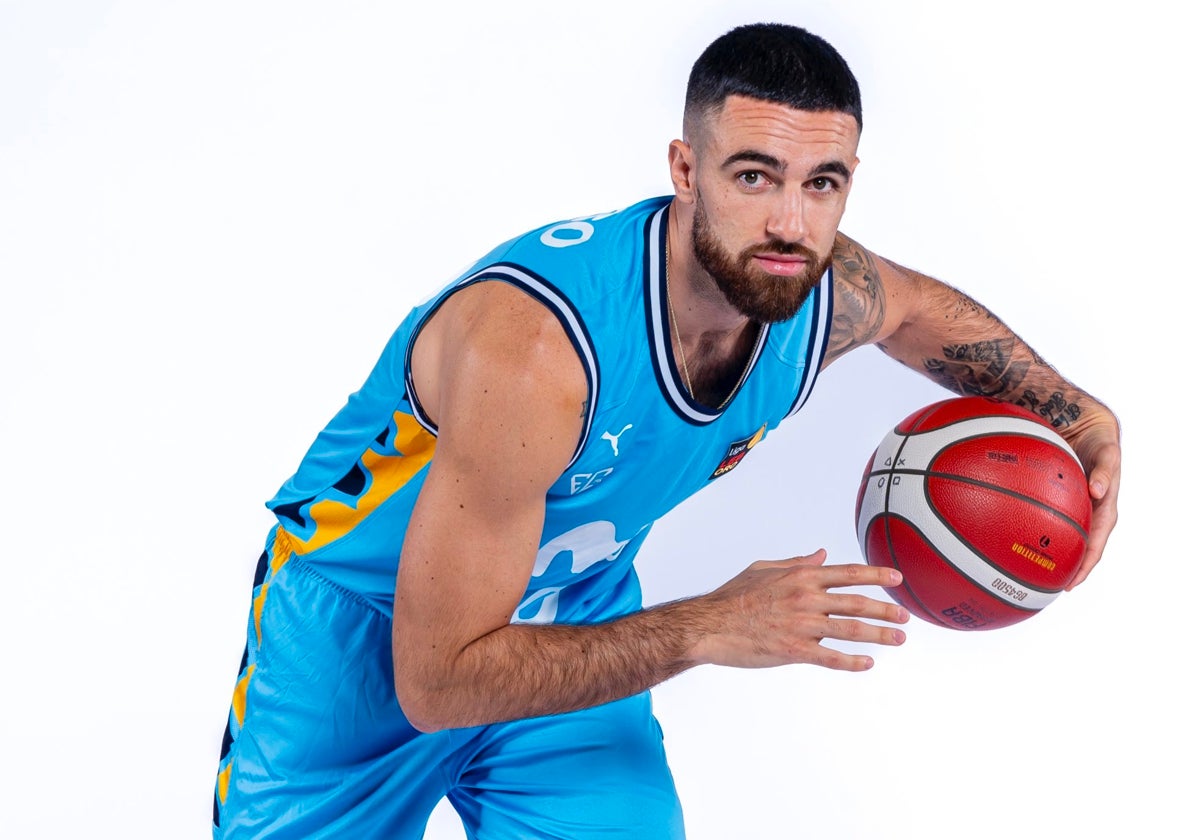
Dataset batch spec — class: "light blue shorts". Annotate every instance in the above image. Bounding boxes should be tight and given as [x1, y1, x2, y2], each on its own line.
[213, 550, 685, 838]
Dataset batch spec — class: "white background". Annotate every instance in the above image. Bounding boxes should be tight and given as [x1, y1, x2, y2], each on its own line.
[1, 1, 1189, 837]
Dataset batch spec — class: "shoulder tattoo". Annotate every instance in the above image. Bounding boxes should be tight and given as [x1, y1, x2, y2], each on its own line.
[827, 236, 886, 362]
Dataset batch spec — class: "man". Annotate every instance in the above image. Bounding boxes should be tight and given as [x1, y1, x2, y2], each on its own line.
[214, 22, 1121, 839]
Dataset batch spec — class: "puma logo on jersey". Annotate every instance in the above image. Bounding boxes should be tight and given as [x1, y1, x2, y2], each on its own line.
[601, 424, 633, 456]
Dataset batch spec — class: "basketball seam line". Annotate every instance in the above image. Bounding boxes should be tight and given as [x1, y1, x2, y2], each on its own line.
[866, 467, 1090, 541]
[869, 510, 1054, 602]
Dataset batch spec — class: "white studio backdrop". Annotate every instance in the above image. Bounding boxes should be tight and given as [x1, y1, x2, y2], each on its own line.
[0, 1, 1188, 837]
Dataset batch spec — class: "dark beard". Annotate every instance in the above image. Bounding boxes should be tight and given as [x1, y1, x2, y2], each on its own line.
[690, 192, 828, 323]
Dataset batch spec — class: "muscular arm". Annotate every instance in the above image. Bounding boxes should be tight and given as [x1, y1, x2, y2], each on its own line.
[824, 232, 1121, 585]
[393, 281, 907, 733]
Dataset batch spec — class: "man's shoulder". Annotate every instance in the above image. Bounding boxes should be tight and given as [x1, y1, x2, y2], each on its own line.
[483, 196, 670, 278]
[428, 197, 670, 327]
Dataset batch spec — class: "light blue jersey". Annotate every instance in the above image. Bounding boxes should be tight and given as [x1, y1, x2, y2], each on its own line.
[263, 195, 830, 622]
[214, 196, 831, 837]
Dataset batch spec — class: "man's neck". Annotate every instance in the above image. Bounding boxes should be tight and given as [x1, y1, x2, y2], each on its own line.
[665, 208, 760, 408]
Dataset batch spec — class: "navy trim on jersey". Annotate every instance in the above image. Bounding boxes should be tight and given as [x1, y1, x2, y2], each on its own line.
[644, 205, 771, 426]
[403, 263, 600, 469]
[785, 266, 833, 417]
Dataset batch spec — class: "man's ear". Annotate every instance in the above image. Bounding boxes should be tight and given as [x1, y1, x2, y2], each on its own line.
[667, 139, 697, 205]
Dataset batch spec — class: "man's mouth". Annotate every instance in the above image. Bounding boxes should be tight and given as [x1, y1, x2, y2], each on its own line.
[751, 254, 809, 277]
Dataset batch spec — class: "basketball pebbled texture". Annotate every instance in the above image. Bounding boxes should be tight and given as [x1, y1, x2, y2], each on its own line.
[855, 396, 1092, 631]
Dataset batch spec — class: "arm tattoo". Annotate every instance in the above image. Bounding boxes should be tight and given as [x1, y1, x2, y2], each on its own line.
[827, 237, 886, 362]
[831, 241, 1087, 431]
[1014, 388, 1083, 429]
[923, 338, 1031, 398]
[921, 289, 1083, 430]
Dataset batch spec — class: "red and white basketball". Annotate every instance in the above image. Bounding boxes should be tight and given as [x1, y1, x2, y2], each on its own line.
[855, 396, 1091, 631]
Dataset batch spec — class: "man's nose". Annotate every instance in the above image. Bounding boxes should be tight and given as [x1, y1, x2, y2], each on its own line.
[765, 189, 807, 243]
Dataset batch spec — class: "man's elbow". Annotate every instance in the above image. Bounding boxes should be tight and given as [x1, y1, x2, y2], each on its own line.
[394, 673, 450, 734]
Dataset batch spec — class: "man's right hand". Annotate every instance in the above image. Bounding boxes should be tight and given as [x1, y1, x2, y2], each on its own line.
[687, 550, 909, 671]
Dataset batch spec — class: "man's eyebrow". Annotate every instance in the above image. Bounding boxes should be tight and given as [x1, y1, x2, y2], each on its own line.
[809, 161, 852, 180]
[721, 150, 785, 171]
[720, 152, 852, 181]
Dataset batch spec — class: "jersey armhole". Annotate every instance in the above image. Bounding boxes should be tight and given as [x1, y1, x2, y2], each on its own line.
[403, 263, 600, 469]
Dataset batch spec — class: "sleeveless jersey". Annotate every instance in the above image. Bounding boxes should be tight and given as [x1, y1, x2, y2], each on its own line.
[264, 196, 831, 624]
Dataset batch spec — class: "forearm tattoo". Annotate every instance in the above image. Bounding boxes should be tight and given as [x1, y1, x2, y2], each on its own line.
[923, 338, 1031, 399]
[1013, 388, 1083, 429]
[831, 238, 1086, 431]
[923, 292, 1083, 430]
[827, 238, 886, 362]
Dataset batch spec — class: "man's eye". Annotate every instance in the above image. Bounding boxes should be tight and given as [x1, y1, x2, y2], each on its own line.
[738, 172, 764, 187]
[811, 177, 834, 191]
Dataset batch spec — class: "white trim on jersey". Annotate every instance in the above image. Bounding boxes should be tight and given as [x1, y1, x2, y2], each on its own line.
[785, 266, 833, 418]
[647, 205, 830, 425]
[646, 206, 771, 425]
[403, 264, 600, 470]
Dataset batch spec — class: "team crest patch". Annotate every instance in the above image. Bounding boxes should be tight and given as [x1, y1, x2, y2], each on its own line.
[709, 424, 767, 480]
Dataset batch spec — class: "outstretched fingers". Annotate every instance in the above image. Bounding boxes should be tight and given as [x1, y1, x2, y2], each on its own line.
[800, 616, 907, 672]
[821, 613, 907, 645]
[823, 590, 910, 627]
[697, 556, 910, 670]
[813, 559, 904, 592]
[787, 568, 910, 671]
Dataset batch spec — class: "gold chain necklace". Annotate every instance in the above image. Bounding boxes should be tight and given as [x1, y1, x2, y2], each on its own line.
[666, 239, 762, 409]
[664, 240, 695, 397]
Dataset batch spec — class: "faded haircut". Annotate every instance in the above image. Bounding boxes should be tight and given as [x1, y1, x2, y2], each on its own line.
[684, 23, 862, 138]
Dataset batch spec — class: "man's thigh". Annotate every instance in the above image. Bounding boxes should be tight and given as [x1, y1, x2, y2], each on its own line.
[215, 549, 684, 839]
[447, 693, 686, 840]
[214, 557, 458, 839]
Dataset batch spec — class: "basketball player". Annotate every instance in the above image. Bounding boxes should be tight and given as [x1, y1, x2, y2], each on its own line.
[213, 22, 1121, 838]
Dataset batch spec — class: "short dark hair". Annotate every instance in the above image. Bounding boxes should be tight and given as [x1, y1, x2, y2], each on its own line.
[684, 23, 862, 133]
